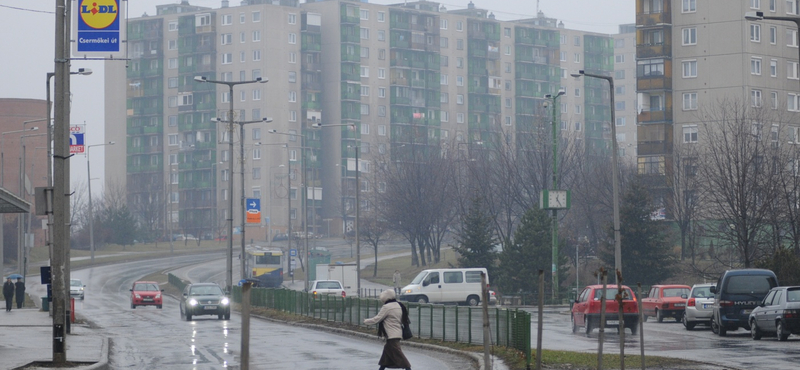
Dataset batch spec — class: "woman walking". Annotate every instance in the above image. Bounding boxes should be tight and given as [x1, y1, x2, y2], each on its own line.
[363, 289, 411, 370]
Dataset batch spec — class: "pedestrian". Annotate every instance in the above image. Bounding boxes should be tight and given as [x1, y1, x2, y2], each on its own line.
[3, 278, 14, 312]
[15, 278, 26, 309]
[392, 270, 402, 295]
[363, 289, 411, 370]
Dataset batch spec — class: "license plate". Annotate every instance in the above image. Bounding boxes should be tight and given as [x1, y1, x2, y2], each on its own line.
[675, 303, 685, 307]
[703, 304, 710, 309]
[606, 320, 619, 325]
[742, 309, 752, 314]
[143, 298, 153, 301]
[204, 305, 217, 310]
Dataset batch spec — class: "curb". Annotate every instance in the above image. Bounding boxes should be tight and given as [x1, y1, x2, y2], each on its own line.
[82, 337, 110, 370]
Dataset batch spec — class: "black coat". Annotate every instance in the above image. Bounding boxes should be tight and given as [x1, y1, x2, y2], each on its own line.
[2, 281, 13, 298]
[15, 281, 25, 297]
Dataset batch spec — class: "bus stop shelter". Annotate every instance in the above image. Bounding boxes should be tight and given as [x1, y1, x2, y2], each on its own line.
[0, 187, 30, 275]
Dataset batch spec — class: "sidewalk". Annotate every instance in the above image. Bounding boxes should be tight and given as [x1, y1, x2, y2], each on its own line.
[0, 298, 107, 370]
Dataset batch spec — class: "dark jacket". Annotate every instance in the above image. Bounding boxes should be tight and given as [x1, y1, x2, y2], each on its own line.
[15, 281, 25, 298]
[2, 281, 13, 298]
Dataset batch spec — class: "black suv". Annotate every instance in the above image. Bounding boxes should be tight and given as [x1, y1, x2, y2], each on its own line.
[710, 269, 778, 336]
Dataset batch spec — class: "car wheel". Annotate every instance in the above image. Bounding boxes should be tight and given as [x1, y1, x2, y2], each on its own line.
[157, 305, 162, 309]
[571, 315, 578, 333]
[131, 303, 136, 309]
[218, 314, 224, 320]
[185, 312, 192, 321]
[584, 317, 593, 335]
[750, 319, 762, 340]
[417, 296, 428, 304]
[466, 295, 480, 306]
[80, 295, 85, 300]
[656, 309, 664, 323]
[717, 322, 727, 336]
[711, 316, 719, 335]
[778, 321, 790, 341]
[630, 323, 638, 335]
[224, 312, 231, 320]
[682, 313, 695, 330]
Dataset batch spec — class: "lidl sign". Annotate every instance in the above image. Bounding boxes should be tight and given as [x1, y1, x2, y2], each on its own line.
[73, 0, 126, 57]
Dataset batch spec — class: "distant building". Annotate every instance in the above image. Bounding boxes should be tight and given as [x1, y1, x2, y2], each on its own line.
[104, 0, 625, 242]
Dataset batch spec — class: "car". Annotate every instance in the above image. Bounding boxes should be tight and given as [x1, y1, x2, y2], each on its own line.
[489, 290, 498, 306]
[642, 284, 691, 323]
[749, 286, 800, 341]
[683, 283, 715, 330]
[571, 284, 639, 335]
[711, 269, 779, 336]
[399, 268, 489, 305]
[179, 283, 231, 321]
[272, 233, 288, 242]
[130, 281, 164, 309]
[308, 280, 346, 298]
[69, 279, 85, 300]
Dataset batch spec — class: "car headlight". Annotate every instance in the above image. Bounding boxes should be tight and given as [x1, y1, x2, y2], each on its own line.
[221, 297, 229, 305]
[155, 294, 161, 299]
[404, 289, 413, 294]
[134, 294, 141, 299]
[189, 299, 198, 306]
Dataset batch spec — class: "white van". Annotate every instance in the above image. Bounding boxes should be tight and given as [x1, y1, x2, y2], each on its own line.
[399, 268, 489, 306]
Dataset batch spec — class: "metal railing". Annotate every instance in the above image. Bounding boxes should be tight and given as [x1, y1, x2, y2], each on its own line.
[227, 285, 531, 353]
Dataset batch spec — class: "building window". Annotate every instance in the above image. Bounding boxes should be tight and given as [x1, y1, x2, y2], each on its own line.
[789, 61, 799, 79]
[361, 47, 369, 58]
[787, 28, 798, 47]
[772, 91, 779, 109]
[253, 148, 261, 160]
[289, 52, 296, 63]
[288, 33, 296, 44]
[457, 113, 465, 123]
[288, 13, 296, 24]
[378, 87, 386, 98]
[457, 39, 464, 50]
[360, 28, 369, 40]
[573, 36, 581, 46]
[682, 60, 697, 78]
[252, 167, 261, 180]
[253, 89, 262, 101]
[221, 33, 232, 45]
[771, 59, 778, 77]
[360, 9, 369, 20]
[378, 105, 386, 117]
[361, 86, 370, 96]
[771, 26, 778, 44]
[377, 11, 385, 22]
[683, 28, 697, 45]
[252, 11, 261, 22]
[752, 89, 763, 107]
[750, 23, 761, 42]
[360, 66, 369, 78]
[253, 30, 261, 42]
[752, 57, 762, 75]
[253, 50, 261, 61]
[457, 94, 464, 105]
[456, 76, 464, 86]
[574, 122, 582, 131]
[751, 0, 761, 9]
[288, 91, 296, 102]
[222, 53, 232, 64]
[574, 53, 581, 63]
[683, 125, 698, 143]
[361, 104, 370, 116]
[169, 21, 178, 31]
[616, 117, 626, 126]
[378, 30, 385, 42]
[683, 0, 696, 12]
[683, 92, 698, 110]
[789, 0, 799, 15]
[638, 156, 665, 175]
[378, 49, 386, 60]
[441, 74, 448, 85]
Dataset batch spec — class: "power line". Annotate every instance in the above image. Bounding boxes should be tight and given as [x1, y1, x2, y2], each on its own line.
[0, 4, 54, 14]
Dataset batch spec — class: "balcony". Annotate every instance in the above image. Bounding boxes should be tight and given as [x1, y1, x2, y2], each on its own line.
[411, 98, 426, 107]
[391, 38, 410, 49]
[410, 79, 426, 89]
[637, 44, 669, 59]
[303, 100, 321, 110]
[637, 11, 671, 27]
[637, 76, 672, 91]
[391, 58, 411, 68]
[341, 52, 359, 63]
[638, 109, 672, 123]
[302, 60, 322, 72]
[391, 96, 411, 105]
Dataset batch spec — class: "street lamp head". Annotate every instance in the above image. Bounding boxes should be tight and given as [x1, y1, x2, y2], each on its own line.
[76, 68, 93, 76]
[744, 11, 764, 21]
[108, 141, 115, 145]
[570, 70, 585, 78]
[267, 129, 277, 133]
[194, 76, 207, 82]
[262, 117, 273, 123]
[30, 127, 38, 131]
[310, 122, 322, 128]
[257, 77, 269, 83]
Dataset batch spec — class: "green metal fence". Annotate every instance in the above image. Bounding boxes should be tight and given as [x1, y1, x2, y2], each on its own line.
[228, 285, 531, 354]
[169, 273, 187, 293]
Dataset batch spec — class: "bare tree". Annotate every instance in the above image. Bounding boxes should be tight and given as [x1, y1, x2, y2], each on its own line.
[668, 140, 704, 262]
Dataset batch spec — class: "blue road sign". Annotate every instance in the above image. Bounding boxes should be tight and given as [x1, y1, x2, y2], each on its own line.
[290, 248, 297, 257]
[246, 198, 261, 224]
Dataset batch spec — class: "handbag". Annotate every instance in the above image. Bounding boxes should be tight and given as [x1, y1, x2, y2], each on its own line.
[402, 323, 413, 340]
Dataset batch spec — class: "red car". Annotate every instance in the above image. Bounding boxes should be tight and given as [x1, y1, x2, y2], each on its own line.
[642, 284, 691, 323]
[130, 281, 164, 309]
[572, 284, 639, 334]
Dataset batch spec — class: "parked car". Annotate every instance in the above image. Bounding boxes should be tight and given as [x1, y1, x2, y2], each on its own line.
[711, 269, 779, 336]
[488, 290, 498, 306]
[179, 283, 231, 321]
[399, 268, 489, 306]
[571, 284, 639, 335]
[272, 233, 288, 242]
[642, 284, 691, 323]
[69, 279, 85, 300]
[130, 281, 164, 309]
[749, 286, 800, 341]
[683, 283, 716, 330]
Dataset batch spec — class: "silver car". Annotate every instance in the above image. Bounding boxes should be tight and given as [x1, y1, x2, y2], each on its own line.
[683, 283, 715, 330]
[69, 279, 85, 300]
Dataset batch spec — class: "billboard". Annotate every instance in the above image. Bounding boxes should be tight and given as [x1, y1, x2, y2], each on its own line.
[72, 0, 126, 58]
[70, 124, 85, 154]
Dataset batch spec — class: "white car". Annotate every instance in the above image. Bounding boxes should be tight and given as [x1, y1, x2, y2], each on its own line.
[308, 280, 346, 298]
[683, 283, 715, 330]
[70, 279, 85, 300]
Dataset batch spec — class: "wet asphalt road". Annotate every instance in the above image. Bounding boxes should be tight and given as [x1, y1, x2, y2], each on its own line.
[525, 307, 800, 370]
[63, 254, 474, 370]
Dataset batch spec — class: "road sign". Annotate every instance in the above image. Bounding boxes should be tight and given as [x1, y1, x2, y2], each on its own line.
[70, 125, 85, 154]
[246, 198, 261, 224]
[289, 248, 297, 257]
[72, 0, 126, 58]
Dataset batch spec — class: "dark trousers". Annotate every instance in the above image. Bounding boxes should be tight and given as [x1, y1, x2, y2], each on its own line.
[16, 297, 23, 308]
[4, 297, 11, 311]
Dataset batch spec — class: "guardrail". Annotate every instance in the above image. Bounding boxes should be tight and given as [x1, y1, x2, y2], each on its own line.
[229, 286, 531, 355]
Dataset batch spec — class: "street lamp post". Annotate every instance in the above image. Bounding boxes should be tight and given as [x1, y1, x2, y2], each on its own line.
[19, 132, 46, 279]
[571, 70, 621, 282]
[544, 90, 565, 300]
[745, 11, 800, 92]
[214, 117, 272, 282]
[268, 164, 286, 245]
[195, 75, 267, 294]
[86, 142, 115, 264]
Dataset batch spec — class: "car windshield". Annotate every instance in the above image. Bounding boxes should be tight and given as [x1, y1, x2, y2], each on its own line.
[663, 288, 689, 297]
[316, 281, 342, 289]
[134, 283, 159, 291]
[190, 286, 223, 296]
[70, 280, 82, 287]
[410, 271, 427, 285]
[593, 287, 633, 300]
[726, 275, 775, 294]
[787, 288, 800, 302]
[691, 286, 714, 298]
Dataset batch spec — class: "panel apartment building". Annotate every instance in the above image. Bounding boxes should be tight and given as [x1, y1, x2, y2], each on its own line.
[105, 0, 631, 242]
[635, 0, 800, 211]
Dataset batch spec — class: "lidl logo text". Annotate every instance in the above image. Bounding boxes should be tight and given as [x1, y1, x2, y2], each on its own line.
[80, 0, 118, 30]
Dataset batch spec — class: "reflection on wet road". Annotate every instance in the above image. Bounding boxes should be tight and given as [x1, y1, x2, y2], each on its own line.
[526, 308, 800, 369]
